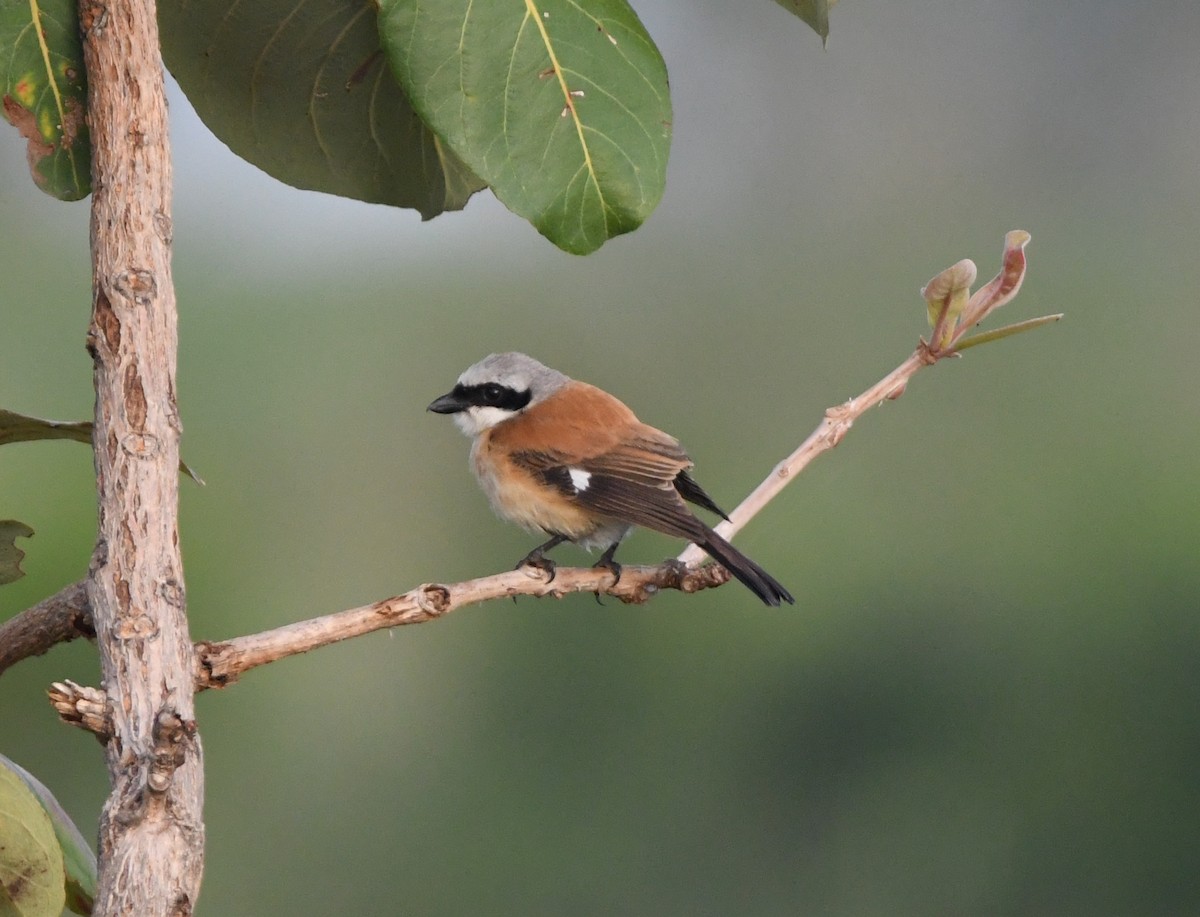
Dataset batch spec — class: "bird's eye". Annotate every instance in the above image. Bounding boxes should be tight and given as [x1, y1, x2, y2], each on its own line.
[482, 384, 504, 404]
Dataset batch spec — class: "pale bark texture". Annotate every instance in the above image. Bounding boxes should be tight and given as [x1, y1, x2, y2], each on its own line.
[80, 0, 205, 911]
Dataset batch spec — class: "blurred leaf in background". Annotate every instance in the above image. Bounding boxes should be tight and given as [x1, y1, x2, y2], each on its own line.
[0, 756, 67, 916]
[0, 520, 33, 586]
[0, 753, 96, 914]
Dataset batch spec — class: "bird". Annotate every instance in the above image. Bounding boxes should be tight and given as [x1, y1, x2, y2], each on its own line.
[427, 352, 794, 606]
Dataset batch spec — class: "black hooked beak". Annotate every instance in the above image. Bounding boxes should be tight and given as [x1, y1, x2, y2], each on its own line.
[427, 390, 468, 414]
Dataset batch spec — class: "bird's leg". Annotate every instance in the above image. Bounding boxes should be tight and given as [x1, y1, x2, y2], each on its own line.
[592, 542, 622, 585]
[517, 533, 567, 583]
[589, 542, 623, 605]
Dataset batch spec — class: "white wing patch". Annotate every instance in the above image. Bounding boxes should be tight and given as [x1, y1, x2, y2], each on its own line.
[568, 468, 592, 492]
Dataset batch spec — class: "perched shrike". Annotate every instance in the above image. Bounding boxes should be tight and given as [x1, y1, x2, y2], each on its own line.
[428, 352, 793, 606]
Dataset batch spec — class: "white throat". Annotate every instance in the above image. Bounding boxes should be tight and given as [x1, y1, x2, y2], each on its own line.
[453, 405, 515, 437]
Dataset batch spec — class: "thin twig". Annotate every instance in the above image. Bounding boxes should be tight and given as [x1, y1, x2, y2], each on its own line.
[679, 349, 926, 566]
[680, 228, 1038, 564]
[195, 562, 728, 689]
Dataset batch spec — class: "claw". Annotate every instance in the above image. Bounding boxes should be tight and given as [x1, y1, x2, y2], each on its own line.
[592, 557, 622, 585]
[518, 550, 558, 584]
[593, 543, 622, 582]
[516, 533, 567, 585]
[591, 543, 622, 603]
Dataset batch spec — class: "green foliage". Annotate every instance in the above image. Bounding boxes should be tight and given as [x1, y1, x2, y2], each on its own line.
[0, 0, 89, 200]
[0, 409, 203, 484]
[954, 313, 1064, 351]
[0, 758, 66, 917]
[0, 519, 33, 586]
[379, 0, 672, 254]
[2, 0, 833, 247]
[158, 0, 485, 220]
[0, 407, 204, 587]
[772, 0, 837, 44]
[0, 756, 96, 915]
[0, 410, 90, 448]
[918, 231, 1059, 354]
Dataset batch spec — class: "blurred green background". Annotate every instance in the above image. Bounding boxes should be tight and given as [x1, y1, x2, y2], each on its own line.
[3, 0, 1200, 914]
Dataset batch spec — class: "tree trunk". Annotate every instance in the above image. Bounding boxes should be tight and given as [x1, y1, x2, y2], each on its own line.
[80, 0, 205, 911]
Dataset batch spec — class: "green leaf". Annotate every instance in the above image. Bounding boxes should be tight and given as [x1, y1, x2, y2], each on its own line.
[771, 0, 838, 44]
[0, 409, 204, 484]
[0, 0, 90, 200]
[953, 313, 1064, 352]
[921, 258, 976, 348]
[0, 758, 66, 917]
[0, 520, 34, 586]
[0, 756, 95, 915]
[379, 0, 672, 255]
[0, 409, 90, 447]
[158, 0, 485, 220]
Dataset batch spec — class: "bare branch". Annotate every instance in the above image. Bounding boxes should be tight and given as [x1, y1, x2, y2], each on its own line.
[196, 561, 729, 689]
[12, 563, 726, 689]
[34, 563, 725, 723]
[0, 581, 92, 676]
[678, 349, 926, 566]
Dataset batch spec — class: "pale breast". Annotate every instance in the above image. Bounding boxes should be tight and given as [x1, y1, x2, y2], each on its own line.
[471, 434, 600, 541]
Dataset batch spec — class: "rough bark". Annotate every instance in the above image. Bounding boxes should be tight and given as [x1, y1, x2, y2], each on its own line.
[0, 580, 92, 674]
[80, 0, 205, 911]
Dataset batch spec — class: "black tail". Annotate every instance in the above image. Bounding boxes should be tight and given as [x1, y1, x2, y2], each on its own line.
[697, 527, 794, 606]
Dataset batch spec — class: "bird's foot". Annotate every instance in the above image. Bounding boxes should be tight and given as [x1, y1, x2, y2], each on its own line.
[517, 549, 557, 584]
[590, 545, 622, 604]
[592, 555, 622, 585]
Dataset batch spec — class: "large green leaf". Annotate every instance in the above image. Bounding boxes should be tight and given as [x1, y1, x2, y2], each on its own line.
[159, 0, 484, 219]
[0, 759, 65, 917]
[379, 0, 672, 255]
[0, 0, 90, 200]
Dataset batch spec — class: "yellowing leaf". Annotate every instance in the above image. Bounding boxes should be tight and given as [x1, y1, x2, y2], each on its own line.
[0, 755, 95, 915]
[0, 0, 90, 200]
[0, 760, 66, 917]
